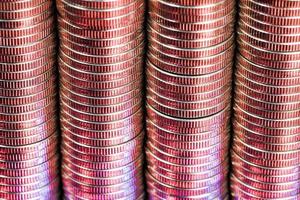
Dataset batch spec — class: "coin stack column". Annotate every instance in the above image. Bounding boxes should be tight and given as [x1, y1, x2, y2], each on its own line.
[56, 0, 146, 199]
[145, 0, 235, 198]
[0, 0, 60, 199]
[231, 0, 300, 199]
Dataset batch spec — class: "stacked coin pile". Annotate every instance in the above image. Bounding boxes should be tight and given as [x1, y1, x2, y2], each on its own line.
[145, 0, 235, 198]
[0, 0, 60, 199]
[56, 0, 146, 199]
[231, 0, 300, 199]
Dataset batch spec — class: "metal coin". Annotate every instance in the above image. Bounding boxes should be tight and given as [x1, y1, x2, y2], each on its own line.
[57, 0, 146, 197]
[0, 0, 60, 198]
[145, 0, 235, 198]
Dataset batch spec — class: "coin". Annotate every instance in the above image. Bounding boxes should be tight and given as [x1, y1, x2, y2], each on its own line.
[231, 1, 300, 198]
[145, 0, 235, 198]
[57, 0, 146, 198]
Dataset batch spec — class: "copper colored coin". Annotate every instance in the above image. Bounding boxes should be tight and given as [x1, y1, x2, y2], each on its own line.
[0, 10, 53, 29]
[145, 0, 234, 198]
[149, 10, 235, 32]
[58, 17, 144, 40]
[58, 0, 146, 197]
[0, 0, 47, 11]
[146, 171, 228, 198]
[148, 43, 235, 68]
[0, 178, 60, 200]
[0, 1, 52, 20]
[0, 0, 60, 198]
[58, 4, 145, 30]
[241, 0, 300, 11]
[148, 25, 233, 49]
[59, 50, 144, 74]
[57, 0, 144, 19]
[60, 33, 144, 56]
[149, 0, 235, 23]
[61, 0, 138, 10]
[149, 16, 234, 38]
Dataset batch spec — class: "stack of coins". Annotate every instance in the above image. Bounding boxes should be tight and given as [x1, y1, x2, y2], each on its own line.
[0, 0, 60, 199]
[231, 0, 300, 199]
[56, 0, 146, 199]
[145, 0, 235, 198]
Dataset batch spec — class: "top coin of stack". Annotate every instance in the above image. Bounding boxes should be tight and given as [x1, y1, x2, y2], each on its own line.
[145, 0, 235, 199]
[0, 0, 60, 199]
[231, 0, 300, 199]
[56, 0, 146, 199]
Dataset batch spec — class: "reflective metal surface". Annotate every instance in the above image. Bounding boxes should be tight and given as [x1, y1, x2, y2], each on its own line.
[231, 0, 300, 199]
[145, 0, 235, 199]
[0, 0, 60, 199]
[56, 0, 146, 199]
